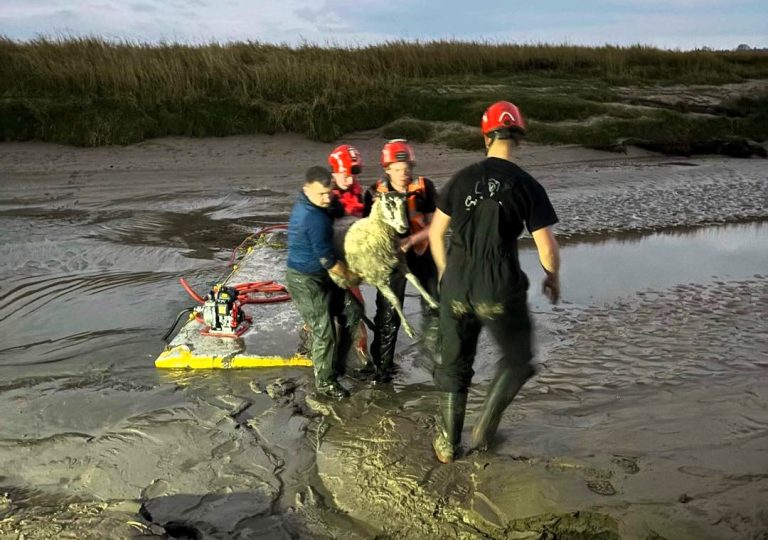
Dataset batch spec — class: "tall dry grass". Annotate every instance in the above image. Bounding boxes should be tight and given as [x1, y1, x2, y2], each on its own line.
[1, 37, 766, 146]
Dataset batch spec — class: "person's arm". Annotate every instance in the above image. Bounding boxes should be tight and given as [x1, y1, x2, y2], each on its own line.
[310, 228, 356, 283]
[328, 260, 352, 279]
[400, 212, 433, 252]
[401, 179, 438, 252]
[306, 213, 338, 270]
[308, 214, 357, 282]
[531, 226, 560, 304]
[328, 196, 345, 219]
[428, 209, 451, 280]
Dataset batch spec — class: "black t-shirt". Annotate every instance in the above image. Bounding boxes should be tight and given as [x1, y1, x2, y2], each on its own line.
[438, 157, 558, 287]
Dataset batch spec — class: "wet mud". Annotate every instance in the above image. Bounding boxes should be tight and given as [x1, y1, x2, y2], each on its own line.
[1, 136, 767, 539]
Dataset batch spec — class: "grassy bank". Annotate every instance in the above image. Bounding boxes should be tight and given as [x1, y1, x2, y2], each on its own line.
[1, 37, 767, 154]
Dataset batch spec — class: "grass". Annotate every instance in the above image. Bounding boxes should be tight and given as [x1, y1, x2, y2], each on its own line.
[1, 37, 767, 153]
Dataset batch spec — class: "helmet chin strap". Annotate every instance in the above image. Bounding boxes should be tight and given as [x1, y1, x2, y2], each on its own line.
[484, 133, 496, 154]
[485, 133, 515, 160]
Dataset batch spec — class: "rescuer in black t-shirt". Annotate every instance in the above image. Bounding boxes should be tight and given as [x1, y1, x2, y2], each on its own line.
[428, 101, 562, 463]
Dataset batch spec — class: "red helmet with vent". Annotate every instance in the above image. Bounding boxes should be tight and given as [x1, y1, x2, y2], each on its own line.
[481, 101, 526, 136]
[328, 144, 363, 175]
[380, 139, 415, 168]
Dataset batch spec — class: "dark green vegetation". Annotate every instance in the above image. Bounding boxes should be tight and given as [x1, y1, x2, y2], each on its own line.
[1, 37, 767, 154]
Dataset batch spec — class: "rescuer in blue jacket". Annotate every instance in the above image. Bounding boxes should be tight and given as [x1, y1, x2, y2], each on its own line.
[286, 166, 359, 399]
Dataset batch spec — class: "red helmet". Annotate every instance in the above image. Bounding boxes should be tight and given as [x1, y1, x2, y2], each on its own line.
[481, 101, 526, 136]
[328, 144, 363, 175]
[380, 139, 415, 168]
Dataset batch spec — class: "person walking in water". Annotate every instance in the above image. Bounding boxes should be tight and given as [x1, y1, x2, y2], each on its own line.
[429, 101, 561, 463]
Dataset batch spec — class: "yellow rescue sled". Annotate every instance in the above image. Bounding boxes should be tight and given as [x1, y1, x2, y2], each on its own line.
[155, 226, 313, 369]
[155, 346, 312, 369]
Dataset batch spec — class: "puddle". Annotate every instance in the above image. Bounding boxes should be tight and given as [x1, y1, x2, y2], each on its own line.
[520, 221, 768, 306]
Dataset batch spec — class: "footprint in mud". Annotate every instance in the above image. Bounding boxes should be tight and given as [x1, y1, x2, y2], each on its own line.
[611, 455, 640, 474]
[266, 377, 297, 399]
[586, 480, 617, 496]
[421, 462, 473, 504]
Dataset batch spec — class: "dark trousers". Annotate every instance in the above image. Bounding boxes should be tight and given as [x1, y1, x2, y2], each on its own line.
[434, 270, 534, 394]
[286, 268, 360, 387]
[371, 253, 439, 370]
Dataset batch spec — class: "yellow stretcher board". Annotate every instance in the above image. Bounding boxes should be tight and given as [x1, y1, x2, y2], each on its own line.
[155, 346, 312, 369]
[155, 237, 313, 370]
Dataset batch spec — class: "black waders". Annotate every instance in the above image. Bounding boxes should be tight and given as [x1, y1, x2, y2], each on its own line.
[470, 364, 534, 451]
[432, 391, 468, 464]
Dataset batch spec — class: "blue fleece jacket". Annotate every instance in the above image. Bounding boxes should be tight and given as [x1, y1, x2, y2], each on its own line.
[287, 191, 337, 274]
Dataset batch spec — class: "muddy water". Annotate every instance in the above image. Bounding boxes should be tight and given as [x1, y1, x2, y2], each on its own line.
[0, 140, 767, 539]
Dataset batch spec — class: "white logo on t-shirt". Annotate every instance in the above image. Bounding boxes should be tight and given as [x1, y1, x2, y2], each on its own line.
[488, 179, 500, 198]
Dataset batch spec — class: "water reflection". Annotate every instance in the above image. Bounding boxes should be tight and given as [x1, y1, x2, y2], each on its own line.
[521, 221, 768, 306]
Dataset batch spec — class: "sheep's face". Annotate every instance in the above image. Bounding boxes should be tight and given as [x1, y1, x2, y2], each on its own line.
[377, 193, 409, 234]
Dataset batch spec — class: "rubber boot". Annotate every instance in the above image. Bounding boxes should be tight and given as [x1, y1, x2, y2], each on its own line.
[371, 273, 406, 383]
[371, 306, 398, 383]
[432, 392, 468, 464]
[470, 367, 531, 451]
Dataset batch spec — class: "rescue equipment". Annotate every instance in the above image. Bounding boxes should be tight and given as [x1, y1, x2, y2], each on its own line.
[380, 139, 416, 167]
[328, 144, 363, 175]
[332, 181, 365, 217]
[481, 101, 527, 136]
[161, 224, 294, 344]
[178, 278, 291, 338]
[200, 285, 248, 337]
[157, 224, 316, 369]
[155, 345, 313, 369]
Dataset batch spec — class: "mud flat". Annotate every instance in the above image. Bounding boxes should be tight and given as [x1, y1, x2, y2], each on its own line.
[0, 134, 766, 538]
[314, 274, 768, 539]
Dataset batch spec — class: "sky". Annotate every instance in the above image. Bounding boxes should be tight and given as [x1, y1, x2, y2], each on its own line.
[0, 0, 765, 50]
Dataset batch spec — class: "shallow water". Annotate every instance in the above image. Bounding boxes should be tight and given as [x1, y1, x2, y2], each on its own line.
[527, 222, 768, 306]
[1, 147, 766, 538]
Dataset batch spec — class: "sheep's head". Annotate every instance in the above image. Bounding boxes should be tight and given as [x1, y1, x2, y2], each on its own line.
[374, 192, 409, 234]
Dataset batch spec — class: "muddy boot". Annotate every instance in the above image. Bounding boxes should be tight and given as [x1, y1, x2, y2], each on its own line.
[432, 392, 468, 464]
[372, 362, 396, 384]
[371, 337, 397, 384]
[370, 279, 403, 384]
[470, 367, 532, 451]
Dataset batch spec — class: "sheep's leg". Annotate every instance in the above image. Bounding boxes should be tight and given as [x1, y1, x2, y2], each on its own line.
[404, 272, 439, 310]
[378, 283, 416, 338]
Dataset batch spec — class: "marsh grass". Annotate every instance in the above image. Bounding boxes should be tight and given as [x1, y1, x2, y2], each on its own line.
[381, 117, 435, 142]
[1, 37, 767, 150]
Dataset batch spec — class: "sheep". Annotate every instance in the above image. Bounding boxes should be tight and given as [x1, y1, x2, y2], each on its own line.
[331, 191, 438, 338]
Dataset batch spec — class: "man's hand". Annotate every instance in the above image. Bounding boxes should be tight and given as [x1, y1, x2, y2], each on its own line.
[532, 226, 560, 305]
[542, 271, 560, 304]
[399, 237, 412, 253]
[329, 261, 359, 288]
[344, 268, 361, 284]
